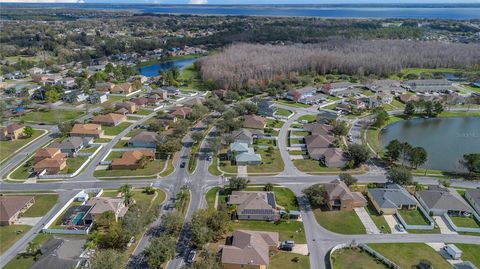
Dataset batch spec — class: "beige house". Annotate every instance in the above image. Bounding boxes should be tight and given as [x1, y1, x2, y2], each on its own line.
[111, 83, 133, 94]
[34, 158, 67, 175]
[220, 230, 279, 269]
[92, 113, 127, 126]
[243, 115, 267, 129]
[70, 124, 104, 138]
[0, 124, 25, 141]
[0, 196, 35, 226]
[324, 179, 367, 211]
[85, 197, 128, 221]
[227, 191, 279, 221]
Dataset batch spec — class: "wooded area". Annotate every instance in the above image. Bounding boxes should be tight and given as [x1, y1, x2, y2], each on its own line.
[199, 40, 480, 89]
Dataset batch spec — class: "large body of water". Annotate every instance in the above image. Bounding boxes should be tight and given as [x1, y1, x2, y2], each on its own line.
[379, 117, 480, 172]
[138, 58, 198, 77]
[4, 4, 480, 20]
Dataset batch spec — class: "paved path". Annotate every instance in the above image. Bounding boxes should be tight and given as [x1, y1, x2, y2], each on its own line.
[384, 214, 407, 234]
[433, 216, 458, 234]
[354, 207, 380, 234]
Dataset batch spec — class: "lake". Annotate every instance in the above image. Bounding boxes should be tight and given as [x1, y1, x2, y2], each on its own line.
[138, 58, 198, 77]
[379, 117, 480, 172]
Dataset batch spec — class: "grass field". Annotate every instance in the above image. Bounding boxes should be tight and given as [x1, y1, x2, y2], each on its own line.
[244, 186, 299, 211]
[102, 122, 132, 136]
[0, 225, 32, 254]
[365, 116, 403, 154]
[0, 130, 43, 163]
[247, 147, 284, 174]
[19, 110, 84, 124]
[293, 159, 343, 173]
[276, 99, 311, 108]
[270, 252, 310, 269]
[22, 194, 58, 217]
[297, 114, 316, 123]
[314, 208, 366, 234]
[439, 110, 480, 118]
[462, 84, 480, 93]
[94, 159, 166, 178]
[449, 216, 480, 228]
[231, 220, 306, 243]
[206, 187, 220, 209]
[159, 158, 175, 177]
[398, 208, 430, 225]
[369, 243, 452, 269]
[137, 108, 153, 115]
[332, 248, 388, 269]
[365, 202, 391, 233]
[10, 160, 33, 179]
[105, 151, 124, 160]
[266, 119, 285, 128]
[276, 108, 293, 117]
[62, 156, 88, 174]
[208, 157, 222, 176]
[455, 244, 480, 267]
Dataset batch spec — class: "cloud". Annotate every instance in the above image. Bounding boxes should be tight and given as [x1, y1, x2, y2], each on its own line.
[188, 0, 208, 4]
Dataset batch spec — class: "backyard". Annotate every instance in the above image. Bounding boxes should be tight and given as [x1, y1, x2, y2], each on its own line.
[231, 220, 306, 243]
[102, 122, 133, 136]
[19, 109, 84, 124]
[314, 208, 366, 234]
[0, 129, 44, 163]
[270, 252, 310, 269]
[297, 114, 316, 123]
[247, 147, 284, 174]
[331, 248, 388, 269]
[449, 215, 480, 228]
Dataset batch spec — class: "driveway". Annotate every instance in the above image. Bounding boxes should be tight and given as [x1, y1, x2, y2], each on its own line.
[433, 216, 458, 234]
[354, 207, 380, 234]
[237, 165, 248, 178]
[290, 244, 309, 255]
[15, 217, 42, 226]
[384, 214, 408, 234]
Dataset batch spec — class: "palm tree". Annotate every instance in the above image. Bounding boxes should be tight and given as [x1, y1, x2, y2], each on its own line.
[119, 184, 133, 206]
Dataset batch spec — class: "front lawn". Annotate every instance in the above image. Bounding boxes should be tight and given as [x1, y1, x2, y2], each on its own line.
[137, 108, 153, 115]
[94, 159, 166, 178]
[62, 156, 89, 174]
[102, 122, 132, 136]
[276, 99, 311, 108]
[105, 151, 124, 161]
[276, 108, 293, 117]
[159, 158, 175, 177]
[449, 215, 480, 228]
[369, 243, 452, 269]
[332, 248, 388, 269]
[10, 161, 33, 179]
[244, 186, 299, 211]
[398, 208, 430, 225]
[208, 157, 222, 176]
[0, 130, 44, 163]
[247, 147, 284, 174]
[314, 208, 366, 234]
[231, 220, 306, 243]
[455, 244, 480, 267]
[266, 119, 284, 128]
[94, 138, 111, 143]
[293, 159, 339, 173]
[365, 202, 391, 233]
[297, 114, 316, 123]
[206, 187, 220, 209]
[289, 138, 304, 145]
[0, 225, 32, 254]
[291, 131, 309, 137]
[22, 194, 59, 217]
[79, 146, 98, 153]
[270, 252, 310, 269]
[19, 110, 84, 124]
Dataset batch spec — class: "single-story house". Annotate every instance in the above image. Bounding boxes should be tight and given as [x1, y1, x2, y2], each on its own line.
[243, 115, 266, 129]
[128, 131, 157, 148]
[92, 113, 127, 126]
[88, 92, 108, 104]
[111, 83, 133, 94]
[219, 230, 279, 269]
[0, 196, 35, 226]
[70, 124, 104, 138]
[110, 150, 155, 170]
[415, 186, 474, 216]
[95, 82, 115, 92]
[465, 189, 480, 215]
[183, 96, 206, 107]
[170, 106, 193, 119]
[34, 157, 67, 175]
[258, 99, 277, 117]
[322, 147, 347, 168]
[399, 93, 420, 104]
[115, 101, 137, 114]
[303, 123, 333, 136]
[228, 129, 254, 145]
[403, 79, 454, 93]
[366, 79, 404, 94]
[0, 123, 25, 141]
[304, 134, 335, 156]
[285, 86, 317, 102]
[49, 137, 92, 157]
[322, 82, 359, 96]
[228, 191, 278, 221]
[31, 237, 87, 269]
[33, 147, 67, 163]
[324, 179, 366, 211]
[367, 184, 418, 215]
[229, 142, 262, 165]
[316, 110, 338, 124]
[61, 91, 88, 103]
[130, 97, 149, 107]
[85, 197, 128, 222]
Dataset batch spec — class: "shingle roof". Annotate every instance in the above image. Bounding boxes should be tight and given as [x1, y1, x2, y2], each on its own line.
[129, 131, 157, 144]
[228, 191, 276, 215]
[221, 230, 278, 266]
[368, 184, 417, 209]
[92, 113, 126, 124]
[304, 134, 334, 149]
[50, 137, 83, 150]
[325, 179, 366, 204]
[85, 197, 127, 217]
[0, 196, 34, 222]
[417, 188, 472, 212]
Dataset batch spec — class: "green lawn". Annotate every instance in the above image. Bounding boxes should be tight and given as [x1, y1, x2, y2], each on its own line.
[365, 203, 391, 233]
[449, 216, 480, 228]
[62, 156, 88, 174]
[208, 157, 222, 176]
[270, 252, 310, 269]
[102, 122, 133, 136]
[276, 99, 311, 108]
[105, 151, 124, 161]
[0, 225, 32, 254]
[455, 244, 480, 267]
[3, 233, 53, 269]
[276, 108, 293, 117]
[22, 194, 58, 217]
[79, 146, 98, 153]
[398, 208, 430, 225]
[401, 67, 463, 75]
[366, 116, 403, 154]
[314, 208, 366, 234]
[10, 161, 33, 179]
[324, 103, 337, 110]
[289, 150, 307, 155]
[332, 248, 388, 269]
[94, 159, 166, 178]
[19, 110, 84, 124]
[293, 159, 338, 172]
[137, 108, 153, 115]
[291, 131, 309, 137]
[266, 119, 285, 128]
[231, 220, 306, 243]
[244, 186, 299, 211]
[289, 138, 304, 145]
[247, 147, 284, 174]
[462, 84, 480, 93]
[159, 158, 175, 177]
[0, 130, 44, 163]
[369, 243, 452, 269]
[438, 110, 480, 118]
[297, 114, 316, 123]
[94, 137, 111, 143]
[206, 187, 220, 209]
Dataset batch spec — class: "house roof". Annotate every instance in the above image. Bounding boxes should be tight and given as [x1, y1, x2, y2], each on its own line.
[70, 124, 102, 136]
[228, 191, 276, 215]
[304, 134, 334, 149]
[92, 113, 126, 124]
[5, 123, 24, 133]
[115, 101, 136, 109]
[49, 137, 84, 150]
[130, 97, 149, 106]
[230, 129, 253, 142]
[31, 237, 87, 269]
[170, 106, 192, 117]
[34, 158, 66, 170]
[112, 83, 132, 93]
[325, 179, 366, 204]
[465, 189, 480, 207]
[0, 196, 34, 222]
[111, 150, 154, 166]
[368, 184, 417, 209]
[230, 142, 250, 152]
[35, 148, 62, 159]
[115, 108, 129, 114]
[236, 151, 262, 163]
[417, 188, 473, 212]
[322, 148, 346, 164]
[183, 96, 206, 107]
[85, 197, 127, 217]
[303, 123, 333, 135]
[129, 131, 157, 144]
[221, 230, 279, 266]
[243, 115, 266, 129]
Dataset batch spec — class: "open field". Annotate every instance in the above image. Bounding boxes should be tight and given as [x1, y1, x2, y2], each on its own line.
[94, 159, 166, 178]
[102, 122, 133, 136]
[314, 208, 366, 234]
[0, 130, 44, 163]
[331, 248, 388, 269]
[0, 225, 32, 254]
[19, 110, 84, 124]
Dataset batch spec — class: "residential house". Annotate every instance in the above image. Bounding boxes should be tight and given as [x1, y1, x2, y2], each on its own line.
[32, 74, 48, 84]
[30, 237, 87, 269]
[316, 110, 338, 124]
[29, 67, 43, 76]
[445, 93, 466, 105]
[85, 197, 128, 222]
[367, 184, 418, 215]
[111, 83, 133, 94]
[95, 82, 115, 92]
[130, 97, 149, 107]
[49, 137, 92, 157]
[227, 191, 278, 220]
[61, 91, 88, 103]
[350, 99, 367, 110]
[110, 150, 155, 170]
[322, 148, 347, 168]
[128, 131, 157, 148]
[115, 101, 137, 114]
[322, 82, 359, 96]
[61, 77, 76, 88]
[164, 86, 179, 95]
[366, 79, 404, 94]
[170, 106, 193, 119]
[92, 113, 127, 126]
[285, 86, 317, 102]
[88, 92, 108, 104]
[213, 89, 227, 99]
[415, 186, 474, 216]
[399, 93, 420, 104]
[33, 147, 66, 163]
[219, 230, 279, 269]
[70, 124, 104, 138]
[258, 99, 277, 117]
[403, 79, 454, 93]
[304, 134, 335, 159]
[0, 123, 25, 141]
[303, 123, 333, 136]
[146, 94, 162, 106]
[228, 129, 254, 145]
[157, 114, 177, 130]
[34, 157, 67, 175]
[0, 196, 35, 226]
[45, 75, 62, 85]
[243, 115, 266, 130]
[324, 179, 366, 211]
[465, 189, 480, 215]
[229, 142, 262, 165]
[184, 96, 206, 107]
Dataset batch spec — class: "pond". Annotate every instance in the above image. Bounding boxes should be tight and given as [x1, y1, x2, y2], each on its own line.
[138, 57, 198, 77]
[379, 117, 480, 172]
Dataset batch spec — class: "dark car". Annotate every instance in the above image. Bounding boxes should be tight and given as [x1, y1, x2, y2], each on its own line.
[279, 240, 295, 251]
[186, 249, 197, 264]
[180, 162, 186, 168]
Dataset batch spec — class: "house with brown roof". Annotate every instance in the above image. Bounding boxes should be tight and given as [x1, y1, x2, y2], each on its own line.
[130, 97, 149, 107]
[304, 134, 335, 157]
[95, 82, 115, 92]
[85, 197, 128, 222]
[110, 150, 155, 170]
[34, 157, 67, 175]
[0, 196, 35, 226]
[183, 96, 206, 107]
[33, 148, 66, 163]
[227, 191, 279, 221]
[303, 123, 333, 136]
[243, 115, 266, 130]
[128, 131, 157, 148]
[0, 123, 25, 141]
[399, 93, 420, 104]
[111, 83, 133, 94]
[70, 124, 104, 138]
[324, 179, 367, 211]
[219, 230, 279, 269]
[115, 101, 137, 114]
[170, 106, 193, 119]
[322, 148, 347, 168]
[92, 113, 127, 126]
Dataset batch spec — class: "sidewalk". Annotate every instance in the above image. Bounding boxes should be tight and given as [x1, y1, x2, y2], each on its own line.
[354, 207, 380, 234]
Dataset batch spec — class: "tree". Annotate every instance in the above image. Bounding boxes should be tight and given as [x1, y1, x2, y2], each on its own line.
[387, 166, 412, 185]
[145, 235, 177, 269]
[119, 184, 133, 206]
[434, 102, 444, 115]
[424, 101, 434, 117]
[373, 107, 389, 127]
[384, 139, 402, 163]
[192, 250, 222, 269]
[407, 146, 428, 169]
[344, 144, 370, 167]
[207, 136, 222, 155]
[332, 121, 349, 136]
[228, 176, 250, 190]
[460, 153, 480, 175]
[264, 182, 274, 191]
[45, 89, 59, 103]
[132, 79, 142, 90]
[90, 249, 127, 269]
[190, 209, 230, 247]
[339, 173, 358, 186]
[192, 131, 204, 145]
[26, 241, 40, 257]
[302, 184, 326, 208]
[161, 212, 184, 236]
[404, 102, 415, 118]
[23, 126, 34, 137]
[98, 221, 131, 249]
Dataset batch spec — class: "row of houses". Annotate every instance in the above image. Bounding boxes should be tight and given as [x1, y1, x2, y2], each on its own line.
[303, 123, 346, 168]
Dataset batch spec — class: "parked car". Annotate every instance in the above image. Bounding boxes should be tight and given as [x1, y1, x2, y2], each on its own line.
[186, 249, 197, 264]
[180, 162, 186, 168]
[395, 224, 405, 232]
[207, 155, 212, 161]
[279, 240, 295, 251]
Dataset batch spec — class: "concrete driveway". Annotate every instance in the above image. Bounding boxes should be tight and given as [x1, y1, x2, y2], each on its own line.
[237, 165, 247, 177]
[433, 216, 458, 234]
[15, 217, 42, 226]
[290, 244, 309, 255]
[384, 215, 408, 234]
[354, 207, 380, 234]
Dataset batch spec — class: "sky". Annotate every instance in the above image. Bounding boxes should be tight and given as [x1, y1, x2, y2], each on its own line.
[1, 0, 479, 3]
